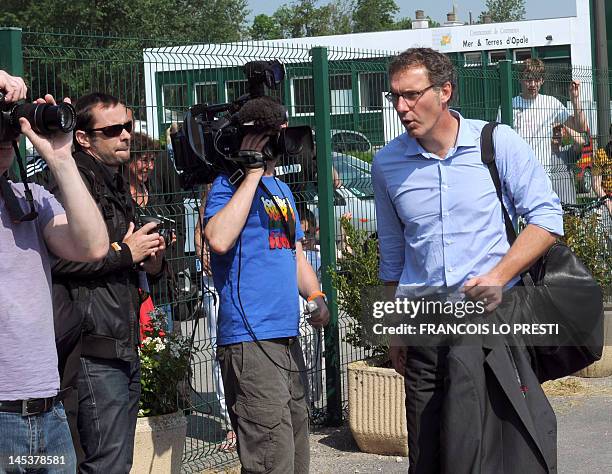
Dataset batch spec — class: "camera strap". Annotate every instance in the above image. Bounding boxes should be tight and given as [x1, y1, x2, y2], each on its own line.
[0, 141, 38, 222]
[258, 179, 296, 249]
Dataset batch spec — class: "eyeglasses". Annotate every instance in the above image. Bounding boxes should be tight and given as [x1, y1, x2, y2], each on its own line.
[385, 85, 436, 107]
[86, 121, 133, 138]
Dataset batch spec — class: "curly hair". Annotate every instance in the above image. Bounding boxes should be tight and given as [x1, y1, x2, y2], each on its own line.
[388, 48, 457, 101]
[235, 96, 288, 131]
[131, 132, 161, 161]
[520, 58, 545, 81]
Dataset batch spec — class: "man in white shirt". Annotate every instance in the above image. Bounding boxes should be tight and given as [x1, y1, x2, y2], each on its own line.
[501, 58, 588, 203]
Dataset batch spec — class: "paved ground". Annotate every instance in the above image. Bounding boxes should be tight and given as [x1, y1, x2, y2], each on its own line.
[204, 375, 612, 474]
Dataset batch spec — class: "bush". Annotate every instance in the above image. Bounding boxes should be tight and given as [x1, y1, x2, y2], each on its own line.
[562, 213, 612, 290]
[330, 215, 385, 358]
[139, 308, 191, 417]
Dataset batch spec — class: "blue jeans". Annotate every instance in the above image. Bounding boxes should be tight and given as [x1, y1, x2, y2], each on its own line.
[77, 357, 140, 474]
[0, 402, 77, 473]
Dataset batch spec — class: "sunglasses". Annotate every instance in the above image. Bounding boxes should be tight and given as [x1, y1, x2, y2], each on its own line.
[86, 121, 133, 138]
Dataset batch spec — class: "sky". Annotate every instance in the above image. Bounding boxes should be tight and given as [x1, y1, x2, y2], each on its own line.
[246, 0, 577, 24]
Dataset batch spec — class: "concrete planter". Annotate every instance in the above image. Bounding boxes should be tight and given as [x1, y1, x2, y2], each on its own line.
[131, 411, 187, 474]
[347, 360, 408, 456]
[574, 304, 612, 378]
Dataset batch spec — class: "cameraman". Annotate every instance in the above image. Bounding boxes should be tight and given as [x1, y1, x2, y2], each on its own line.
[43, 92, 166, 472]
[0, 71, 108, 471]
[203, 96, 329, 473]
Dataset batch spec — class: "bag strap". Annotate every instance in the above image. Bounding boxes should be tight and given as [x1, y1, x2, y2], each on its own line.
[481, 122, 538, 286]
[480, 122, 517, 245]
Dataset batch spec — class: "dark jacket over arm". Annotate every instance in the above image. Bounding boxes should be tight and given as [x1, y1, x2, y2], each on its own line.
[43, 151, 141, 361]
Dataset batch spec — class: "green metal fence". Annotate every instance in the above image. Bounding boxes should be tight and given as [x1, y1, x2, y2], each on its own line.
[1, 27, 611, 472]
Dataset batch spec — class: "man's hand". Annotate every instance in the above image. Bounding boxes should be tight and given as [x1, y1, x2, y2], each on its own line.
[241, 131, 271, 153]
[462, 274, 505, 313]
[240, 131, 271, 173]
[19, 95, 73, 167]
[122, 222, 162, 263]
[141, 235, 166, 274]
[306, 296, 330, 328]
[0, 71, 27, 102]
[389, 345, 407, 377]
[569, 80, 581, 105]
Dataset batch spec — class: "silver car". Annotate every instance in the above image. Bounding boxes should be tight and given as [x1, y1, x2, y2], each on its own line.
[304, 152, 377, 239]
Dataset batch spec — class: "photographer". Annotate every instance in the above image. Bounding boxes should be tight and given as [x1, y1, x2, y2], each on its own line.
[0, 71, 108, 472]
[203, 96, 329, 473]
[44, 92, 166, 472]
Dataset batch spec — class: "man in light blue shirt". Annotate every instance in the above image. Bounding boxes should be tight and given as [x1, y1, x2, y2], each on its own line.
[372, 48, 563, 473]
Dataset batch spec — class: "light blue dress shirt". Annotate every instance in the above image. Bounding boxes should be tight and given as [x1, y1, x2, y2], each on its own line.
[372, 112, 564, 290]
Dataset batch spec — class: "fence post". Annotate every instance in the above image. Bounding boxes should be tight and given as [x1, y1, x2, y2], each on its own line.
[0, 27, 23, 76]
[0, 27, 25, 175]
[311, 46, 342, 426]
[499, 59, 513, 127]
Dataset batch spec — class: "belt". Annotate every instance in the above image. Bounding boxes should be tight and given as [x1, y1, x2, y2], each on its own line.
[269, 337, 298, 345]
[0, 388, 70, 416]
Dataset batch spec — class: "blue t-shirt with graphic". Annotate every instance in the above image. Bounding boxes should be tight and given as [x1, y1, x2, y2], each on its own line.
[205, 174, 304, 345]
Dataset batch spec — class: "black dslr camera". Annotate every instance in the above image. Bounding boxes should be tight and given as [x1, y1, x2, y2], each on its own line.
[0, 91, 76, 142]
[170, 60, 315, 188]
[137, 214, 175, 248]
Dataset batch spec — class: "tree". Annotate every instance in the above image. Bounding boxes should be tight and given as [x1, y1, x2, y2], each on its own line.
[255, 0, 352, 40]
[324, 0, 354, 35]
[250, 14, 283, 40]
[0, 0, 250, 43]
[353, 0, 399, 33]
[427, 16, 441, 28]
[393, 17, 412, 30]
[479, 0, 526, 23]
[0, 0, 250, 121]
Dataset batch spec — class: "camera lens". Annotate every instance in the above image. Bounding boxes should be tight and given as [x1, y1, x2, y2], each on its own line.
[11, 102, 77, 135]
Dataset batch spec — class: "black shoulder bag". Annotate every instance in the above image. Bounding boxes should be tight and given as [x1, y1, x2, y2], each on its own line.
[481, 122, 604, 382]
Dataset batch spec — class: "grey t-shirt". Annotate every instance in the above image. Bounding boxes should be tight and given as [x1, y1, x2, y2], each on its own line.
[0, 180, 65, 400]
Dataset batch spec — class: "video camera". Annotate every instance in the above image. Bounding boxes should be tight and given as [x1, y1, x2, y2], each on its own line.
[0, 91, 76, 142]
[170, 60, 315, 188]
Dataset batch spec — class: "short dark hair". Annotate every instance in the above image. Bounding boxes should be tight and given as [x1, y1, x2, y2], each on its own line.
[236, 96, 288, 132]
[298, 206, 316, 228]
[388, 48, 457, 101]
[74, 92, 123, 151]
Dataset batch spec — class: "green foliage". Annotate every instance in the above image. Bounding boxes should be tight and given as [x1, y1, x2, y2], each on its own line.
[329, 215, 386, 357]
[139, 308, 191, 417]
[268, 0, 354, 39]
[251, 14, 283, 40]
[478, 0, 526, 23]
[392, 17, 413, 31]
[353, 0, 399, 33]
[428, 17, 441, 28]
[1, 0, 250, 121]
[0, 0, 249, 43]
[249, 0, 412, 40]
[562, 213, 612, 289]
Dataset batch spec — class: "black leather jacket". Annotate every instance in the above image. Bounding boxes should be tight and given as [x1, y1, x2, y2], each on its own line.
[46, 151, 141, 361]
